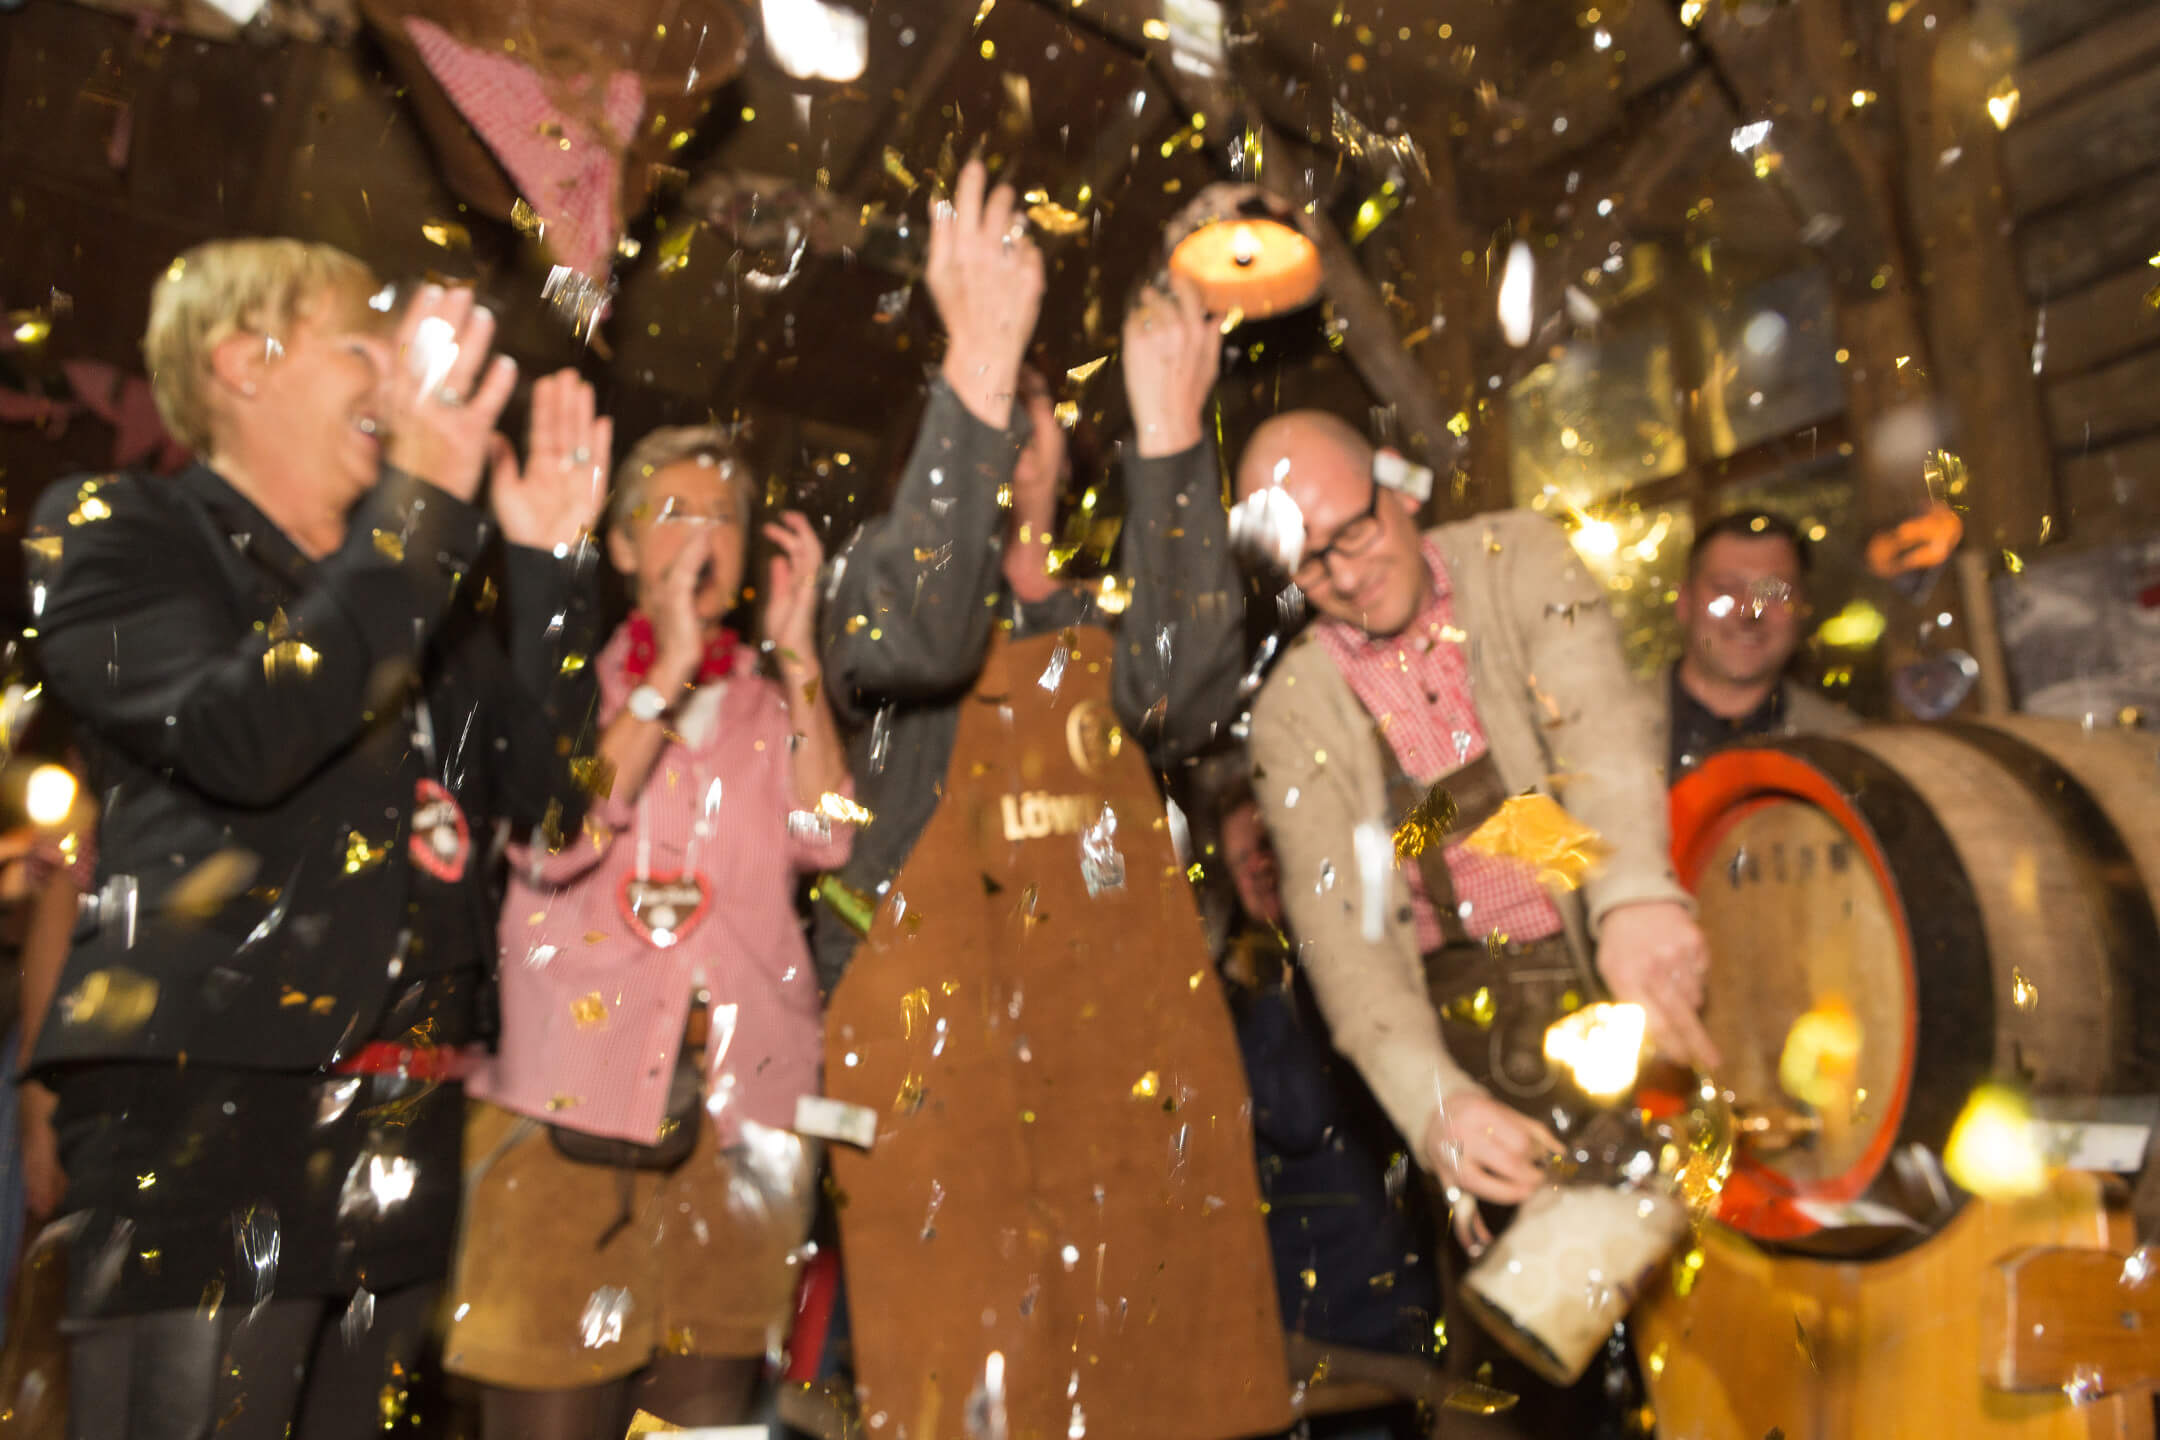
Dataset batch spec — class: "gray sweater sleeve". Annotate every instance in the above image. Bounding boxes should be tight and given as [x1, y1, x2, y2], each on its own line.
[821, 379, 1026, 725]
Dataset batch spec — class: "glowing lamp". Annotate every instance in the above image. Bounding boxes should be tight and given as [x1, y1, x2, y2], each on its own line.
[1165, 185, 1322, 324]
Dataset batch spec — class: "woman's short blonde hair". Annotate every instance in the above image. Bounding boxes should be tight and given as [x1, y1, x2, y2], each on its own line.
[608, 425, 755, 531]
[143, 238, 381, 453]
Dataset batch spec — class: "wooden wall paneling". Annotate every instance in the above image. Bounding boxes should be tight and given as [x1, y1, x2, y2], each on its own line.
[2036, 268, 2160, 382]
[2001, 62, 2160, 217]
[2019, 166, 2160, 299]
[1893, 5, 2056, 551]
[1982, 0, 2147, 62]
[1455, 0, 1698, 178]
[2058, 434, 2160, 545]
[0, 2, 145, 205]
[2044, 346, 2160, 453]
[2013, 2, 2160, 121]
[1, 181, 198, 384]
[124, 31, 293, 234]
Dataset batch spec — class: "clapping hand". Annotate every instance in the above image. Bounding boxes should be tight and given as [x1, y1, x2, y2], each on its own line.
[489, 368, 611, 553]
[760, 512, 825, 677]
[383, 285, 519, 502]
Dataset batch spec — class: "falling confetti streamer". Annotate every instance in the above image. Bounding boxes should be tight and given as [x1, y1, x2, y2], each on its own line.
[1391, 779, 1459, 862]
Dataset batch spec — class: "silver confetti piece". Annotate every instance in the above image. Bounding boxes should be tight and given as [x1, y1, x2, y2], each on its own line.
[234, 1205, 280, 1319]
[579, 1285, 633, 1349]
[1078, 805, 1126, 897]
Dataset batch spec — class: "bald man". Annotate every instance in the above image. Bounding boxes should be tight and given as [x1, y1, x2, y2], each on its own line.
[1236, 413, 1714, 1431]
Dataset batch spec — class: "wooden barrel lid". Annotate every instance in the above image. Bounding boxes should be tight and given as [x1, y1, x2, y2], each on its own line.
[1671, 738, 1997, 1252]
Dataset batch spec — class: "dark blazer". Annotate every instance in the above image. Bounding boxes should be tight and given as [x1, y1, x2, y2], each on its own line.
[24, 462, 599, 1073]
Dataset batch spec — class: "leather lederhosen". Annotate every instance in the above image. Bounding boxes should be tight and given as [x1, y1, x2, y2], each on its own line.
[823, 626, 1292, 1440]
[1377, 735, 1618, 1437]
[1375, 737, 1587, 1113]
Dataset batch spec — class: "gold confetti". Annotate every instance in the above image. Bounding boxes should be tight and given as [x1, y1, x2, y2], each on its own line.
[420, 220, 472, 250]
[1461, 795, 1608, 889]
[560, 652, 589, 675]
[2001, 548, 2023, 574]
[1299, 1266, 1318, 1290]
[546, 1094, 583, 1112]
[9, 311, 52, 346]
[571, 992, 608, 1028]
[510, 198, 546, 239]
[570, 755, 617, 800]
[61, 968, 158, 1033]
[1131, 1070, 1160, 1099]
[1779, 996, 1861, 1108]
[371, 529, 405, 562]
[1140, 17, 1169, 39]
[1444, 986, 1497, 1029]
[1392, 780, 1459, 862]
[67, 494, 112, 526]
[818, 792, 874, 825]
[1985, 78, 2020, 130]
[2010, 966, 2038, 1011]
[263, 638, 321, 681]
[1671, 1243, 1706, 1297]
[1066, 356, 1109, 387]
[656, 222, 698, 275]
[1025, 201, 1088, 236]
[900, 986, 931, 1039]
[343, 830, 388, 875]
[1944, 1082, 2047, 1198]
[167, 849, 260, 921]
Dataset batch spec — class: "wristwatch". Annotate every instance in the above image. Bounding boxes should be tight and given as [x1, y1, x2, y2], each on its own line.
[626, 683, 670, 723]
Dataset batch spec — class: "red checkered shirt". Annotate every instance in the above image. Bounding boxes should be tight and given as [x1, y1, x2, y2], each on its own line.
[1312, 537, 1564, 952]
[404, 19, 642, 282]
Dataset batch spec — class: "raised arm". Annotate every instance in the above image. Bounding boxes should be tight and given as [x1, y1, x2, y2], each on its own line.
[1109, 278, 1240, 765]
[480, 369, 610, 835]
[821, 159, 1044, 724]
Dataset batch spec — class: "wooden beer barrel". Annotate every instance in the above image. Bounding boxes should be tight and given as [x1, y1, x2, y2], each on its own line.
[1669, 719, 2160, 1256]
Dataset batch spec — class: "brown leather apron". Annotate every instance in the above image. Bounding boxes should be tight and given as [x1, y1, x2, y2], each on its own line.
[824, 626, 1292, 1440]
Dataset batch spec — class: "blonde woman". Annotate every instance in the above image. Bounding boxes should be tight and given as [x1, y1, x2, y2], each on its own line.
[446, 427, 850, 1438]
[24, 237, 607, 1438]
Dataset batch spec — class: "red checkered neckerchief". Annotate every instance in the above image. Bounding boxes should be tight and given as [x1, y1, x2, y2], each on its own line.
[1313, 536, 1564, 948]
[403, 19, 642, 282]
[622, 614, 742, 685]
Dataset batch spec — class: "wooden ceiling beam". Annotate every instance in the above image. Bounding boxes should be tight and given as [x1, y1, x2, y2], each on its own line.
[1691, 2, 1901, 301]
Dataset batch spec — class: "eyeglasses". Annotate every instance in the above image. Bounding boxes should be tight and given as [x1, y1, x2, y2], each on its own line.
[1293, 480, 1384, 589]
[1702, 577, 1802, 620]
[647, 495, 743, 528]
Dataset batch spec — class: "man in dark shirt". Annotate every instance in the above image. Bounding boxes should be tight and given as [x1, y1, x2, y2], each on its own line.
[1665, 510, 1857, 779]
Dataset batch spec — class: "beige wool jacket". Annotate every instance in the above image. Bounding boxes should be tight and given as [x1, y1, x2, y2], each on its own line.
[1248, 509, 1690, 1154]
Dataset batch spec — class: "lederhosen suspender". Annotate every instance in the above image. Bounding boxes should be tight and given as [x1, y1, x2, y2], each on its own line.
[1371, 729, 1582, 1108]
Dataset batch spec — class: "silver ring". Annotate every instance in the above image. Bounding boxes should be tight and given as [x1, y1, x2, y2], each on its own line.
[433, 385, 464, 407]
[571, 446, 592, 465]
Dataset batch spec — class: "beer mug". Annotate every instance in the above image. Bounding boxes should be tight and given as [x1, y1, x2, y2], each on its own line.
[1458, 1103, 1701, 1386]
